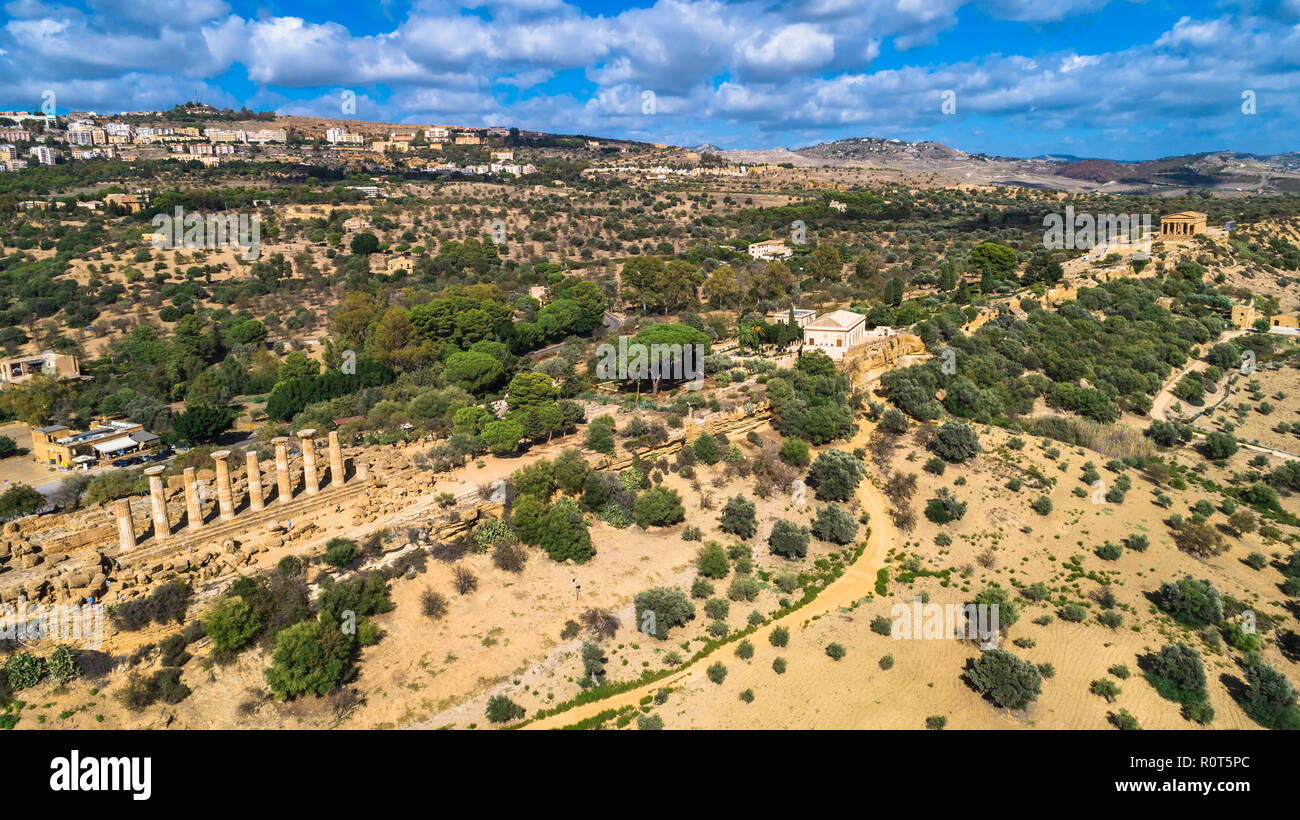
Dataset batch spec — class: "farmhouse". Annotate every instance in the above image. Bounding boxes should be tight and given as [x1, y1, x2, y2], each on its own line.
[1270, 313, 1300, 333]
[748, 239, 793, 261]
[1231, 304, 1259, 329]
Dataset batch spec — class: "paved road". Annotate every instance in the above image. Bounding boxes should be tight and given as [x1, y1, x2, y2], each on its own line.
[528, 311, 625, 360]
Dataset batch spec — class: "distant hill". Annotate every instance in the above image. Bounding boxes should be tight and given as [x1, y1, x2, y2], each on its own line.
[701, 135, 1300, 193]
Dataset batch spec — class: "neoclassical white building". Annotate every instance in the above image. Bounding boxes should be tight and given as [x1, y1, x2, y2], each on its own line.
[802, 309, 867, 359]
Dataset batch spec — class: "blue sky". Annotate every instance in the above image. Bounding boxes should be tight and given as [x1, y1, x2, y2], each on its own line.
[2, 0, 1297, 159]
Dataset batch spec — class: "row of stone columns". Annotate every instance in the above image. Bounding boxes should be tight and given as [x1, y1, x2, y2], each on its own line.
[115, 430, 350, 551]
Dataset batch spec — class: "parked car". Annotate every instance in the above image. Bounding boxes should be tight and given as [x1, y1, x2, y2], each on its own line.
[111, 458, 132, 468]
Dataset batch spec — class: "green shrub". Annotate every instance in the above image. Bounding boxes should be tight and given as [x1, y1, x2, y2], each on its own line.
[264, 619, 356, 700]
[706, 662, 727, 684]
[633, 587, 694, 640]
[153, 668, 191, 704]
[704, 597, 730, 620]
[810, 503, 858, 544]
[46, 645, 79, 684]
[4, 652, 45, 690]
[485, 694, 526, 724]
[1239, 658, 1300, 730]
[205, 595, 266, 654]
[1109, 709, 1140, 730]
[768, 519, 810, 559]
[696, 542, 730, 579]
[871, 615, 893, 636]
[637, 713, 664, 730]
[1090, 678, 1121, 703]
[1144, 642, 1208, 705]
[965, 649, 1042, 710]
[727, 574, 761, 602]
[1060, 603, 1088, 622]
[718, 495, 758, 539]
[1096, 542, 1122, 561]
[323, 537, 362, 567]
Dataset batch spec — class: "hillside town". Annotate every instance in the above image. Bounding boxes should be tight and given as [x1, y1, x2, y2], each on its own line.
[0, 104, 543, 179]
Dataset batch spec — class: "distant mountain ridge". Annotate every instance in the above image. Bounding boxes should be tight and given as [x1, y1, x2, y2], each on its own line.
[702, 136, 1300, 192]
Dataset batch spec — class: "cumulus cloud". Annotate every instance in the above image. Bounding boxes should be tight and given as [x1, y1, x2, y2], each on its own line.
[0, 0, 1293, 158]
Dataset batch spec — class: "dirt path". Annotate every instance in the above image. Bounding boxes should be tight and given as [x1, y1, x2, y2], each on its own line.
[524, 424, 897, 730]
[1149, 329, 1247, 422]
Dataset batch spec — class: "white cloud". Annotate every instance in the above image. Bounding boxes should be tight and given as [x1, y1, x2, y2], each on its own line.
[0, 0, 1294, 157]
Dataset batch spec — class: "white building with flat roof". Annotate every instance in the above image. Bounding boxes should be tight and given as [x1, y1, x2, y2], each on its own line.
[748, 239, 793, 260]
[803, 309, 867, 359]
[766, 308, 817, 328]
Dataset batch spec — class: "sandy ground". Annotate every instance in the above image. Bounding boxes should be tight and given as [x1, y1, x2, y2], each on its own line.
[617, 422, 1298, 730]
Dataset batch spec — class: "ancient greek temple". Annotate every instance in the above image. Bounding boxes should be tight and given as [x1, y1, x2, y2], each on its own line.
[113, 430, 363, 551]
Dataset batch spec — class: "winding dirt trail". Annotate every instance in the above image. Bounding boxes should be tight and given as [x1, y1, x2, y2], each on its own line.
[524, 424, 897, 729]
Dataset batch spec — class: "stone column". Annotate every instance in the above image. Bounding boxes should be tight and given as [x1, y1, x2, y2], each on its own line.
[328, 430, 345, 487]
[274, 437, 292, 503]
[211, 450, 235, 521]
[144, 465, 169, 540]
[114, 498, 136, 551]
[298, 429, 319, 495]
[357, 459, 368, 482]
[246, 451, 264, 512]
[275, 439, 293, 504]
[183, 467, 203, 531]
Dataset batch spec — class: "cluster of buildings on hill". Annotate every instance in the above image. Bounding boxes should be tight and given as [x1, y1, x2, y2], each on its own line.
[582, 163, 749, 181]
[0, 354, 166, 471]
[0, 352, 170, 471]
[0, 108, 548, 175]
[1231, 304, 1300, 334]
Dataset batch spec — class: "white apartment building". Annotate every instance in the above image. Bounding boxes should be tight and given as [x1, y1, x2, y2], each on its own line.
[328, 130, 365, 146]
[29, 146, 56, 165]
[239, 129, 286, 143]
